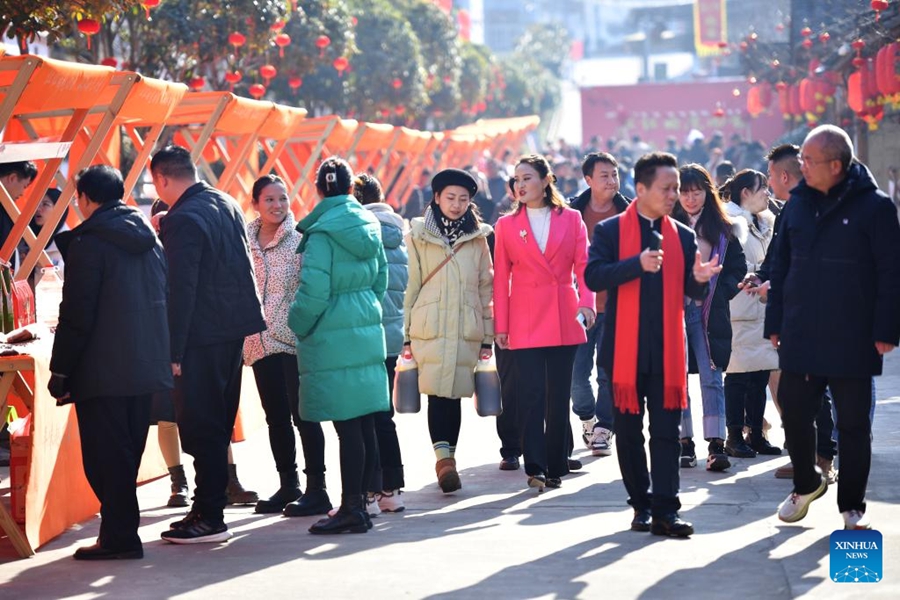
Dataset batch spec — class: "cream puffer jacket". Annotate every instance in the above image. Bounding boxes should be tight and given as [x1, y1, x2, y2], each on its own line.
[404, 212, 494, 399]
[243, 214, 302, 366]
[724, 202, 779, 373]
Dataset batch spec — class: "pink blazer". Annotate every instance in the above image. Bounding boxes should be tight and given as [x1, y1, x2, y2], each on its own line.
[493, 205, 594, 350]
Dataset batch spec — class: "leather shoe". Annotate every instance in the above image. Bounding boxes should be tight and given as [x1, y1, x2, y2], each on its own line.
[650, 513, 694, 538]
[74, 542, 143, 560]
[631, 509, 651, 532]
[567, 458, 583, 471]
[499, 456, 520, 471]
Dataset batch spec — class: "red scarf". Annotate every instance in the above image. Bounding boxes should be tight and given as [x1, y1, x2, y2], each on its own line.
[612, 203, 687, 414]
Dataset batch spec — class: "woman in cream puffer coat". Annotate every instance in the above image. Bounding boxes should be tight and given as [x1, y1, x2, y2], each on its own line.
[722, 169, 781, 457]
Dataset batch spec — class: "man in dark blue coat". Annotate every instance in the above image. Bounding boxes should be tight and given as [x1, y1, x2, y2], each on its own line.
[48, 165, 172, 560]
[150, 146, 266, 544]
[765, 125, 900, 530]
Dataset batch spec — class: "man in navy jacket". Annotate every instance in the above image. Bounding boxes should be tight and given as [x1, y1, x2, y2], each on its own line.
[765, 125, 900, 530]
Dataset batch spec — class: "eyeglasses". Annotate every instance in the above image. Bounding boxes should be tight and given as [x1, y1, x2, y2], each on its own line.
[798, 154, 837, 166]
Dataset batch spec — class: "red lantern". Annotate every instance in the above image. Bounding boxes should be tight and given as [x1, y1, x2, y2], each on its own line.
[100, 57, 118, 68]
[274, 33, 291, 58]
[799, 78, 816, 113]
[802, 38, 813, 49]
[392, 78, 403, 89]
[229, 32, 246, 56]
[872, 0, 889, 21]
[748, 32, 758, 42]
[851, 39, 866, 52]
[78, 19, 101, 50]
[225, 71, 242, 91]
[188, 77, 205, 91]
[142, 0, 160, 20]
[800, 27, 812, 37]
[853, 56, 867, 69]
[270, 21, 285, 32]
[316, 35, 331, 57]
[717, 41, 728, 49]
[739, 41, 748, 52]
[776, 23, 785, 32]
[333, 56, 349, 76]
[289, 76, 303, 93]
[260, 64, 277, 84]
[819, 32, 830, 44]
[777, 83, 791, 116]
[249, 84, 266, 100]
[875, 42, 900, 95]
[713, 103, 725, 118]
[848, 72, 866, 114]
[789, 85, 802, 116]
[394, 105, 405, 115]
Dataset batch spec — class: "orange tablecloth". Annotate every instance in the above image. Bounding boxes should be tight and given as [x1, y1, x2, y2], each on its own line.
[3, 336, 265, 551]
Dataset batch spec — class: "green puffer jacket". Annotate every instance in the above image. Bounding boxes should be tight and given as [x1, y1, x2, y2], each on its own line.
[365, 203, 408, 357]
[288, 194, 390, 422]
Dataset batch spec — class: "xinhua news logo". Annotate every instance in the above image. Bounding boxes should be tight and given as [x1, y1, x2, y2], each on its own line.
[830, 529, 882, 583]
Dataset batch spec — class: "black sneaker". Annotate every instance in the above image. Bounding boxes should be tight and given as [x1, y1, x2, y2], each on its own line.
[725, 437, 757, 458]
[680, 439, 697, 468]
[706, 441, 731, 472]
[161, 515, 232, 544]
[750, 438, 782, 456]
[168, 509, 200, 530]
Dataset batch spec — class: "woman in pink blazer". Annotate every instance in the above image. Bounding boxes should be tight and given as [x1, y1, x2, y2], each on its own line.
[494, 154, 595, 490]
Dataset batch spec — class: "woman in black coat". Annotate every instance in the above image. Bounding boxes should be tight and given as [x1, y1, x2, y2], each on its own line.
[671, 164, 746, 471]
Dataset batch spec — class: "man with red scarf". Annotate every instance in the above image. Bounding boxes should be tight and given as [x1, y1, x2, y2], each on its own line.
[585, 152, 721, 537]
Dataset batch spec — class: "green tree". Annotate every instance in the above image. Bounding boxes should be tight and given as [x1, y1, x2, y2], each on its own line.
[513, 21, 571, 78]
[0, 0, 139, 53]
[400, 0, 462, 120]
[457, 41, 491, 120]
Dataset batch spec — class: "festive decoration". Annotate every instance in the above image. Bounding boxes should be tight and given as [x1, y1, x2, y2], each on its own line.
[142, 0, 160, 20]
[819, 32, 830, 44]
[713, 102, 725, 117]
[249, 83, 266, 99]
[77, 19, 101, 50]
[316, 34, 331, 57]
[333, 56, 349, 76]
[225, 71, 242, 91]
[875, 42, 900, 95]
[800, 26, 812, 37]
[288, 76, 303, 93]
[100, 57, 118, 68]
[274, 33, 291, 58]
[229, 31, 247, 57]
[392, 78, 403, 89]
[260, 64, 277, 84]
[871, 0, 889, 21]
[188, 76, 205, 91]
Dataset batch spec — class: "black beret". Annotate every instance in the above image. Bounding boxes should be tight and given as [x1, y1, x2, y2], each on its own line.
[431, 168, 478, 197]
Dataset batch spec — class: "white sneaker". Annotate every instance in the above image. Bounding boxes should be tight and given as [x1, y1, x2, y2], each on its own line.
[581, 417, 598, 449]
[366, 493, 382, 517]
[377, 489, 405, 513]
[591, 427, 613, 456]
[777, 476, 827, 523]
[842, 510, 871, 530]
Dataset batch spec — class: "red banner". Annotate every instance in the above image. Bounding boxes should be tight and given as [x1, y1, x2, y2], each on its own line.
[694, 0, 726, 57]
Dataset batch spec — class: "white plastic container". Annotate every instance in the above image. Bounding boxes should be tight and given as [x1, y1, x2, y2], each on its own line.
[35, 266, 63, 329]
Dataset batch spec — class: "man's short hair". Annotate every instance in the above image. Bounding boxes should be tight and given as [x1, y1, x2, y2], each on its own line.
[76, 165, 125, 204]
[581, 152, 619, 178]
[806, 125, 854, 172]
[767, 143, 802, 180]
[0, 161, 38, 182]
[715, 161, 735, 181]
[150, 145, 198, 180]
[634, 152, 678, 188]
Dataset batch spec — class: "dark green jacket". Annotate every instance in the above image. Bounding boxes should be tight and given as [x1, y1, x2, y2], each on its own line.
[289, 194, 390, 422]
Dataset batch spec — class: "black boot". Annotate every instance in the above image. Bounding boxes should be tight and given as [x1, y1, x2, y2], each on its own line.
[283, 473, 332, 517]
[167, 465, 189, 508]
[724, 429, 757, 458]
[308, 494, 368, 535]
[226, 464, 259, 505]
[255, 470, 302, 514]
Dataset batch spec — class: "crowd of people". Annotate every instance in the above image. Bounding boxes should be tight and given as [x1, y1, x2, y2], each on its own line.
[1, 120, 897, 560]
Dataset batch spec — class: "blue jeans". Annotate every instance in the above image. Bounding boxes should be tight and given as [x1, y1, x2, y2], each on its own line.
[680, 302, 726, 441]
[570, 313, 614, 430]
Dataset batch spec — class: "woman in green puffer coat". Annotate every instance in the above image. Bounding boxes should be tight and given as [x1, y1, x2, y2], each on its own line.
[288, 157, 389, 535]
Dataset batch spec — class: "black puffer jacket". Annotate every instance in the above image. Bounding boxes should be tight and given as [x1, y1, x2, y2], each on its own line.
[159, 182, 266, 362]
[50, 201, 173, 401]
[765, 162, 900, 376]
[568, 189, 631, 218]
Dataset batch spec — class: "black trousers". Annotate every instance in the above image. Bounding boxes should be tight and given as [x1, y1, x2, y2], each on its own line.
[252, 352, 326, 477]
[724, 370, 770, 439]
[512, 345, 578, 478]
[613, 373, 682, 516]
[332, 413, 377, 498]
[494, 344, 521, 459]
[371, 356, 404, 491]
[75, 394, 151, 551]
[816, 389, 837, 459]
[779, 371, 871, 512]
[428, 395, 462, 446]
[174, 340, 243, 523]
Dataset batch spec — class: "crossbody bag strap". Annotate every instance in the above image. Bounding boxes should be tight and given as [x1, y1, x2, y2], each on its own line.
[421, 248, 456, 286]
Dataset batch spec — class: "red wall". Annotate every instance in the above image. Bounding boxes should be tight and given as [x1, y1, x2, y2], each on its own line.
[581, 78, 786, 150]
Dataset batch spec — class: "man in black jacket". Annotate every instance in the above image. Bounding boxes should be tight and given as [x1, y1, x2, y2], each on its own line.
[765, 125, 900, 530]
[569, 152, 630, 457]
[585, 152, 720, 538]
[150, 146, 266, 544]
[48, 165, 172, 560]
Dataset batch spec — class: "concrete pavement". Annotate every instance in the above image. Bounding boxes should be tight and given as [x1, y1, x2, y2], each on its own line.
[2, 354, 900, 599]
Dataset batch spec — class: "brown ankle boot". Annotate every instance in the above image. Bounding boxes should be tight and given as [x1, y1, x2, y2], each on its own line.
[435, 458, 461, 493]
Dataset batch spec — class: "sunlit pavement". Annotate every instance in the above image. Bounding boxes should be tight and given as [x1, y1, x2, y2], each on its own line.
[2, 352, 899, 599]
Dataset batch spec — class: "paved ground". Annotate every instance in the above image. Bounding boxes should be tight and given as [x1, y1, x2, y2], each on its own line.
[2, 353, 899, 599]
